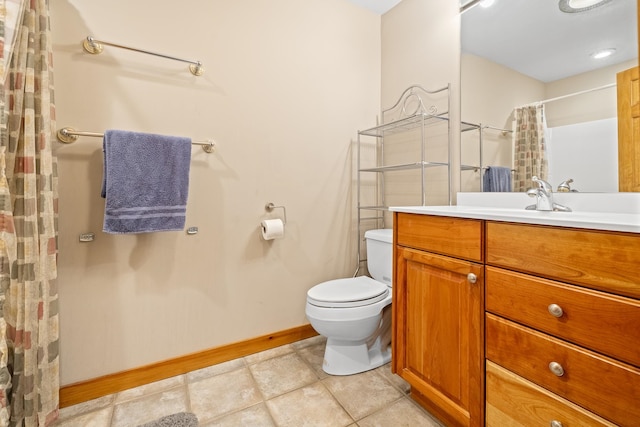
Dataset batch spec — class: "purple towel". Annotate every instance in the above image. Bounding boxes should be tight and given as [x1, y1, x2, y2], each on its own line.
[101, 130, 191, 234]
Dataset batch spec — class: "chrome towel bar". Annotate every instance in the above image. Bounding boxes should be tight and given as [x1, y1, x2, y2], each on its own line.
[83, 36, 204, 76]
[57, 127, 216, 153]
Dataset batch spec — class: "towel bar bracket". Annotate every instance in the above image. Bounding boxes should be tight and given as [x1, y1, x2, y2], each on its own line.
[57, 127, 104, 144]
[82, 37, 104, 55]
[201, 140, 215, 153]
[189, 63, 204, 77]
[57, 127, 77, 144]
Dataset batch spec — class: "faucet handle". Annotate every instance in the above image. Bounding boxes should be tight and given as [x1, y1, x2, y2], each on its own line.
[557, 178, 574, 192]
[532, 176, 553, 193]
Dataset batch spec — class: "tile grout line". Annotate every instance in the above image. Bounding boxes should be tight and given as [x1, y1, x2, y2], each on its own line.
[243, 354, 280, 427]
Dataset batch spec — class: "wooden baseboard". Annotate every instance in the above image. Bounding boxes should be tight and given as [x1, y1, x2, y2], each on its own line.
[59, 324, 318, 408]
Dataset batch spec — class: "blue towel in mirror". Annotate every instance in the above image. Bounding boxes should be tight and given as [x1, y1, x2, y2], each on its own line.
[483, 166, 512, 192]
[101, 130, 191, 234]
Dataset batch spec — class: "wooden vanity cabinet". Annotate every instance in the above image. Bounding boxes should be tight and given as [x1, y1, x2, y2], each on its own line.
[393, 214, 640, 427]
[485, 222, 640, 427]
[393, 213, 484, 427]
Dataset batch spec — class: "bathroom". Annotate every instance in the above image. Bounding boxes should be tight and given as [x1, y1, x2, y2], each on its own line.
[52, 0, 462, 397]
[1, 0, 632, 425]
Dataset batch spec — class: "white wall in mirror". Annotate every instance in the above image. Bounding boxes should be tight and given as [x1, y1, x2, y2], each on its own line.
[547, 118, 618, 193]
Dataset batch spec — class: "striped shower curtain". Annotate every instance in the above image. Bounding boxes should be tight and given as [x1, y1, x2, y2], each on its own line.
[512, 105, 548, 192]
[0, 0, 60, 425]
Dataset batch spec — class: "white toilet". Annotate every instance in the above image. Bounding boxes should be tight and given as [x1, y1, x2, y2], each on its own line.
[305, 229, 393, 375]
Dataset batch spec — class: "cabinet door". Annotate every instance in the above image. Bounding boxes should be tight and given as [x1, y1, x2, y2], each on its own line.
[393, 246, 484, 427]
[617, 66, 640, 192]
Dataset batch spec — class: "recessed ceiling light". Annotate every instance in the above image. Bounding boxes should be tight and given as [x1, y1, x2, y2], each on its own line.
[591, 48, 616, 59]
[559, 0, 613, 13]
[480, 0, 495, 8]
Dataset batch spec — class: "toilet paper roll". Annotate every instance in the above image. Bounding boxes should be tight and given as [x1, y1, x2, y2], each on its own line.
[261, 219, 285, 240]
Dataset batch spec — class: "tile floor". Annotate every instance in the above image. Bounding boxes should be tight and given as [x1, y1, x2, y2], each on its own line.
[54, 335, 445, 427]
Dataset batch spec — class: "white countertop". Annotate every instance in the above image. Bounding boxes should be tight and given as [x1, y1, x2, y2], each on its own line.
[390, 193, 640, 233]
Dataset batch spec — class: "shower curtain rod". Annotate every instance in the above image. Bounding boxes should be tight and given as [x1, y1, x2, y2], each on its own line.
[56, 127, 216, 153]
[82, 36, 204, 76]
[519, 83, 616, 108]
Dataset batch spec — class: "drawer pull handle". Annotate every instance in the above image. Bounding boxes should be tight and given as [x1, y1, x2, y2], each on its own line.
[467, 273, 477, 284]
[550, 421, 564, 427]
[549, 361, 565, 377]
[548, 304, 564, 318]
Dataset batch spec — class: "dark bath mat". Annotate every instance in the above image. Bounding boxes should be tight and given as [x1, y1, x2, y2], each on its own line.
[138, 412, 198, 427]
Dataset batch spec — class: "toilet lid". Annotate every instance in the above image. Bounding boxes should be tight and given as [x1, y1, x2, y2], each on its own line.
[307, 276, 389, 308]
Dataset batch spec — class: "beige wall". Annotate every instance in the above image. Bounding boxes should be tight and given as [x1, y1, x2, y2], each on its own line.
[460, 53, 545, 191]
[381, 0, 461, 207]
[51, 0, 381, 385]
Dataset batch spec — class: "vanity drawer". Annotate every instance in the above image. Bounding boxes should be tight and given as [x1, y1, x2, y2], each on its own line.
[485, 222, 640, 299]
[486, 266, 640, 367]
[486, 361, 616, 427]
[395, 213, 482, 262]
[486, 313, 640, 426]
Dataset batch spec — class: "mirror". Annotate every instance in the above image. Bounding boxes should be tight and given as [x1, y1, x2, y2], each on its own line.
[460, 0, 637, 192]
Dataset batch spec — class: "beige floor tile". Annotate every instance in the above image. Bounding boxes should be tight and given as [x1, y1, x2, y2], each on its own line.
[115, 374, 185, 403]
[249, 352, 318, 399]
[111, 387, 188, 427]
[290, 334, 325, 350]
[53, 406, 112, 427]
[357, 397, 444, 427]
[266, 382, 353, 427]
[296, 340, 329, 379]
[244, 344, 294, 365]
[322, 369, 403, 420]
[200, 403, 275, 427]
[375, 363, 411, 394]
[187, 358, 246, 383]
[56, 395, 114, 422]
[189, 367, 262, 423]
[55, 337, 446, 427]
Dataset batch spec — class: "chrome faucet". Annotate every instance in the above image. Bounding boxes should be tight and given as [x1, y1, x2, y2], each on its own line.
[526, 176, 572, 212]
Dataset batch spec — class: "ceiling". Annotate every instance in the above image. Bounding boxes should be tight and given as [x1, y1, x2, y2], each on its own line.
[461, 0, 637, 82]
[346, 0, 402, 15]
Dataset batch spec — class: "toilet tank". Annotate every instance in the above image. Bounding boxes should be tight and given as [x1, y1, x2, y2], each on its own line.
[364, 229, 393, 287]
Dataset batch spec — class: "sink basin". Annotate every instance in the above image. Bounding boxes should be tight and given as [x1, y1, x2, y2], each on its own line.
[456, 192, 640, 215]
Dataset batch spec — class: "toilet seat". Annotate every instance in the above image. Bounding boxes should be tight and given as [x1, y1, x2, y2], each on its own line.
[307, 276, 389, 308]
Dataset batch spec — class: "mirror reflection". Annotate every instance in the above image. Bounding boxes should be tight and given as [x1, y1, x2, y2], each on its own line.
[460, 0, 637, 192]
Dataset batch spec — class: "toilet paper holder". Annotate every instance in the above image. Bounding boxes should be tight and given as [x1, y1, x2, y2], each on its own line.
[265, 202, 287, 224]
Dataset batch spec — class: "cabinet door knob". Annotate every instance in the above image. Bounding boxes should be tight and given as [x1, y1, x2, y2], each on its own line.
[467, 273, 477, 284]
[550, 421, 564, 427]
[549, 361, 565, 377]
[548, 303, 564, 318]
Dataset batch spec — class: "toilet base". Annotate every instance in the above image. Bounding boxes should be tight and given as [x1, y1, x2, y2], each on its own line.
[322, 335, 392, 376]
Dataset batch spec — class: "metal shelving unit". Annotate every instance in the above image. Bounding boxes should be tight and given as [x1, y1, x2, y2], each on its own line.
[354, 85, 451, 274]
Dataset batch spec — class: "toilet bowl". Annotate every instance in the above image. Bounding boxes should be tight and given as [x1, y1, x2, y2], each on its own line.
[305, 229, 393, 375]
